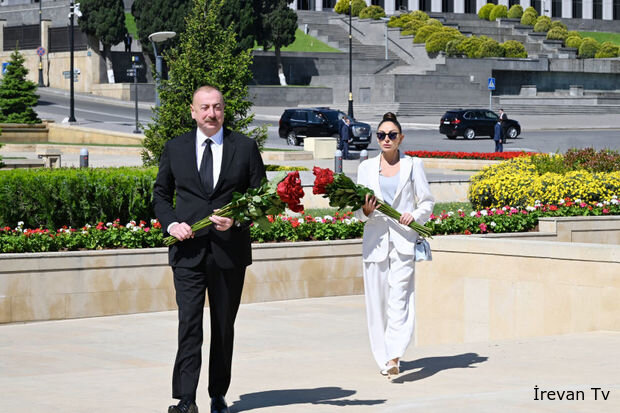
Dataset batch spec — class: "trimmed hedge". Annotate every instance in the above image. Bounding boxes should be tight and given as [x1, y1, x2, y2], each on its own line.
[401, 19, 426, 36]
[0, 167, 158, 229]
[478, 3, 495, 20]
[476, 38, 505, 58]
[359, 5, 385, 19]
[520, 10, 537, 26]
[503, 40, 528, 58]
[533, 16, 551, 32]
[578, 37, 599, 58]
[414, 24, 442, 43]
[595, 42, 620, 58]
[565, 36, 583, 49]
[507, 4, 523, 18]
[426, 29, 463, 53]
[489, 5, 508, 21]
[334, 0, 366, 16]
[546, 27, 568, 41]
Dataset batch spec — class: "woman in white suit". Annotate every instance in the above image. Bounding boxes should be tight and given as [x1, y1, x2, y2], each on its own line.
[356, 112, 435, 376]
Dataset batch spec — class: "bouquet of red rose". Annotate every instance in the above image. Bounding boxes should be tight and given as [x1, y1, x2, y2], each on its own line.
[164, 171, 304, 246]
[313, 167, 432, 238]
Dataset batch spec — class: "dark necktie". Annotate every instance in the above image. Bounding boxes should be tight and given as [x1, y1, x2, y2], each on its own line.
[199, 138, 213, 193]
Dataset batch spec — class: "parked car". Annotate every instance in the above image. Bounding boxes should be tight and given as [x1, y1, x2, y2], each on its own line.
[439, 109, 521, 140]
[278, 107, 372, 149]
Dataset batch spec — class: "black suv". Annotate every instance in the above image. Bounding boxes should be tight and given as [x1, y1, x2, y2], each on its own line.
[278, 107, 372, 150]
[439, 109, 521, 140]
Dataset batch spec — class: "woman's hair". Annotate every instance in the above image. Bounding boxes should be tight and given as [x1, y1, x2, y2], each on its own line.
[377, 112, 402, 134]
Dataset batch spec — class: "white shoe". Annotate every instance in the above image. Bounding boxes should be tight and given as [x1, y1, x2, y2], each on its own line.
[380, 363, 399, 376]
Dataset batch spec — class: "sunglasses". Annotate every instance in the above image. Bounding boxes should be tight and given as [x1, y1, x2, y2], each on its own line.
[376, 131, 399, 141]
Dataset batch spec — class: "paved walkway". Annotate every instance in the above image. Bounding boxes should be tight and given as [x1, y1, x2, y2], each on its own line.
[1, 295, 619, 413]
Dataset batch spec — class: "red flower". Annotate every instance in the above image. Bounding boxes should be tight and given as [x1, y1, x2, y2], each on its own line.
[464, 229, 472, 235]
[312, 167, 334, 195]
[276, 171, 305, 213]
[290, 218, 300, 228]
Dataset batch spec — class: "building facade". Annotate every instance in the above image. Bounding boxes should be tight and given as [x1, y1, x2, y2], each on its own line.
[291, 0, 620, 20]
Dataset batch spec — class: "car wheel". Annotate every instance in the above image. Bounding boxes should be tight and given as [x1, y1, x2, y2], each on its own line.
[286, 131, 299, 146]
[355, 144, 368, 150]
[464, 128, 476, 140]
[507, 126, 518, 139]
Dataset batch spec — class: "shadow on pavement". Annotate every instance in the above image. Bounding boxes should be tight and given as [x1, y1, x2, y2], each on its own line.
[392, 352, 488, 384]
[231, 386, 386, 411]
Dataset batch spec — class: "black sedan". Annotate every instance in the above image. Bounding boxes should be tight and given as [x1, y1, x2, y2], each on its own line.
[439, 109, 521, 140]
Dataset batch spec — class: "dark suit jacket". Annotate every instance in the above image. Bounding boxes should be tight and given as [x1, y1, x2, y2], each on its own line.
[153, 128, 266, 269]
[339, 120, 350, 143]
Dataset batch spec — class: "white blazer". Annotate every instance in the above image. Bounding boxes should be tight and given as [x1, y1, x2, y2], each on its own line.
[355, 154, 435, 262]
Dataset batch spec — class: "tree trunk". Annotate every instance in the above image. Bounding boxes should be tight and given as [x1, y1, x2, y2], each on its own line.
[103, 44, 115, 84]
[275, 47, 286, 86]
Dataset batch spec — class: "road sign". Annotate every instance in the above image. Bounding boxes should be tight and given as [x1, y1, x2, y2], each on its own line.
[37, 47, 46, 57]
[132, 64, 144, 69]
[488, 77, 496, 90]
[126, 68, 136, 77]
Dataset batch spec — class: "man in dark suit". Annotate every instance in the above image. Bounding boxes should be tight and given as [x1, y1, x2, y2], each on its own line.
[498, 108, 508, 143]
[153, 85, 266, 413]
[339, 115, 351, 160]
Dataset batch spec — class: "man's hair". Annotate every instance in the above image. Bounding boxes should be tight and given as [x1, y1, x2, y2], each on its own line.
[192, 85, 225, 105]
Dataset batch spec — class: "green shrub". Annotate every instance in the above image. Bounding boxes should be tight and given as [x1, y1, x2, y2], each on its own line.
[359, 5, 386, 19]
[334, 0, 349, 14]
[0, 167, 158, 229]
[351, 0, 366, 16]
[523, 6, 538, 17]
[565, 35, 583, 49]
[503, 40, 528, 58]
[578, 37, 599, 58]
[458, 35, 485, 58]
[445, 37, 465, 56]
[264, 164, 309, 172]
[401, 19, 426, 36]
[476, 38, 505, 58]
[550, 20, 567, 31]
[567, 30, 580, 38]
[546, 27, 568, 41]
[520, 10, 537, 26]
[413, 25, 442, 43]
[489, 5, 508, 21]
[426, 29, 463, 54]
[478, 3, 495, 20]
[507, 4, 524, 18]
[410, 10, 429, 21]
[595, 41, 620, 58]
[425, 18, 443, 27]
[388, 14, 407, 27]
[533, 16, 551, 32]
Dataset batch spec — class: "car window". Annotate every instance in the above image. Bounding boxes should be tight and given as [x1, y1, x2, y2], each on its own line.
[323, 111, 339, 123]
[463, 111, 474, 120]
[291, 111, 307, 122]
[484, 111, 499, 120]
[311, 112, 326, 123]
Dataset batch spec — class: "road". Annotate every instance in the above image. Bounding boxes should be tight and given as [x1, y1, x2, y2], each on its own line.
[34, 89, 620, 154]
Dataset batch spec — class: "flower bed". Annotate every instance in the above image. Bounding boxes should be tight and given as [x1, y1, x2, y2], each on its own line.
[404, 150, 535, 160]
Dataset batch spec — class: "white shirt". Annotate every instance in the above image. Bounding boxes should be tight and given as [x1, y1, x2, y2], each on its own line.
[196, 126, 224, 189]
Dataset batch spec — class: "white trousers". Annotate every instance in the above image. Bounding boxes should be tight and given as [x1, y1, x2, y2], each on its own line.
[363, 243, 416, 369]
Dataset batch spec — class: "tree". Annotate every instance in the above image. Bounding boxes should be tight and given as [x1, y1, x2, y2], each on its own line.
[131, 0, 191, 60]
[78, 0, 127, 83]
[141, 0, 264, 166]
[219, 0, 263, 54]
[259, 0, 297, 83]
[0, 48, 40, 124]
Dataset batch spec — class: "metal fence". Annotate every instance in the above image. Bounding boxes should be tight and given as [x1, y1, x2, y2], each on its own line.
[3, 24, 40, 51]
[49, 26, 88, 53]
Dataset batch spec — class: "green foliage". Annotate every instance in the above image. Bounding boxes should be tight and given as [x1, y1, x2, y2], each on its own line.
[401, 19, 426, 37]
[489, 5, 508, 21]
[476, 38, 505, 58]
[334, 0, 349, 14]
[595, 41, 620, 58]
[565, 36, 583, 49]
[578, 37, 599, 58]
[141, 0, 260, 166]
[477, 3, 495, 20]
[546, 27, 568, 41]
[425, 18, 443, 27]
[413, 24, 441, 44]
[409, 10, 429, 21]
[533, 16, 551, 33]
[0, 167, 158, 229]
[520, 10, 537, 26]
[458, 35, 485, 58]
[124, 12, 137, 37]
[131, 0, 190, 58]
[260, 0, 298, 57]
[567, 31, 580, 38]
[445, 37, 465, 57]
[220, 0, 264, 53]
[78, 0, 127, 47]
[503, 40, 528, 58]
[351, 0, 366, 16]
[0, 48, 40, 124]
[577, 31, 620, 46]
[550, 20, 567, 31]
[0, 141, 3, 168]
[425, 29, 463, 54]
[264, 164, 309, 171]
[507, 4, 524, 18]
[359, 5, 386, 19]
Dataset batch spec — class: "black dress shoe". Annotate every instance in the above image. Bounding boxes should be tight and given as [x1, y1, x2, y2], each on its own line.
[168, 399, 198, 413]
[210, 396, 229, 413]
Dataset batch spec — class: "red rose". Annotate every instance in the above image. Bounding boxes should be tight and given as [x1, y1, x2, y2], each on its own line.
[276, 171, 305, 213]
[312, 167, 334, 195]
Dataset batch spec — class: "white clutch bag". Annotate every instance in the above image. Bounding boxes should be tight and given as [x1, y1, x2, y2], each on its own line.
[415, 238, 432, 262]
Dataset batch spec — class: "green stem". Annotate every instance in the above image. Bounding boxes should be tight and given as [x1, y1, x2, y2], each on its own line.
[163, 205, 235, 246]
[376, 201, 433, 238]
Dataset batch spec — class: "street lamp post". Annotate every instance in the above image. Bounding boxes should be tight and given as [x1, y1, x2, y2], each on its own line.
[148, 31, 176, 107]
[380, 17, 390, 60]
[38, 0, 44, 87]
[347, 0, 354, 119]
[68, 1, 77, 123]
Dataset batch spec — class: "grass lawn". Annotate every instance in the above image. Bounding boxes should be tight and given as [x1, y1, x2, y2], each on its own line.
[578, 31, 620, 46]
[255, 29, 342, 53]
[125, 12, 138, 38]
